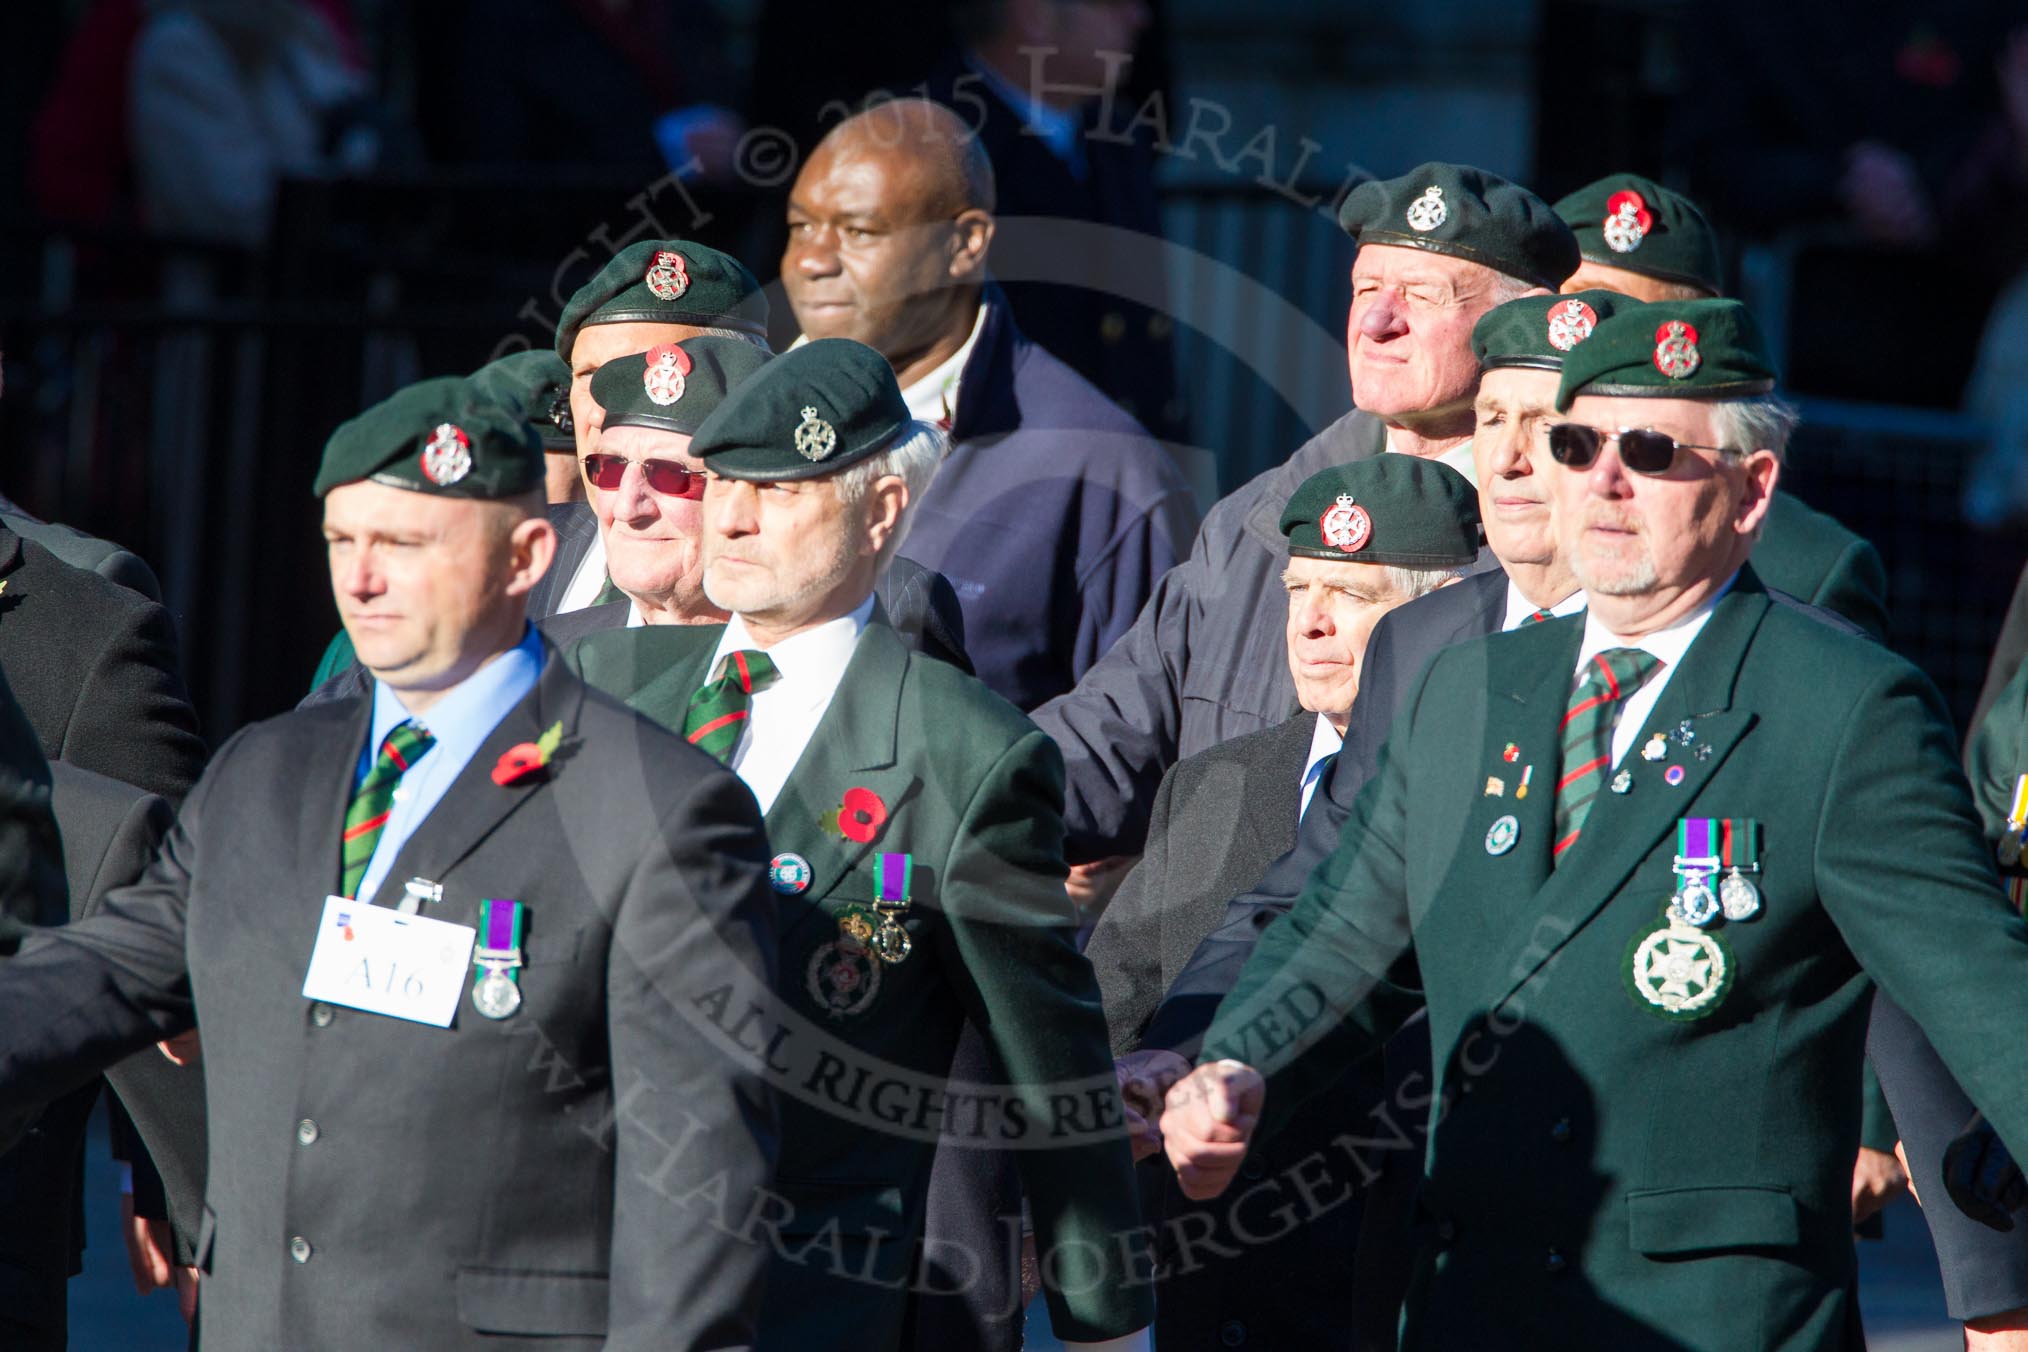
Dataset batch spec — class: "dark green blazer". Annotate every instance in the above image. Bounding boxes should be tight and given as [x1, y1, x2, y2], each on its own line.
[1203, 566, 2027, 1352]
[571, 615, 1153, 1348]
[1755, 493, 1888, 641]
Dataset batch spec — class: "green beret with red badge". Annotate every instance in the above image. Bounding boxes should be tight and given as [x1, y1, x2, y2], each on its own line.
[1280, 455, 1481, 565]
[1554, 297, 1778, 411]
[1551, 173, 1725, 296]
[689, 338, 912, 483]
[468, 349, 575, 452]
[1337, 162, 1581, 291]
[590, 336, 774, 437]
[554, 239, 770, 361]
[1471, 289, 1636, 371]
[312, 376, 543, 499]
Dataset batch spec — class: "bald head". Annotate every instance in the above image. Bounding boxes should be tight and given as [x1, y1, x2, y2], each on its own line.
[784, 99, 998, 387]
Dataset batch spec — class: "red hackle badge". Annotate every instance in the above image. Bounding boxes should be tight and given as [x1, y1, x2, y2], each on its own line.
[1318, 494, 1372, 554]
[643, 343, 692, 406]
[1653, 320, 1702, 380]
[829, 787, 889, 844]
[1546, 299, 1598, 352]
[645, 250, 690, 301]
[1603, 190, 1653, 253]
[492, 722, 564, 787]
[419, 423, 473, 486]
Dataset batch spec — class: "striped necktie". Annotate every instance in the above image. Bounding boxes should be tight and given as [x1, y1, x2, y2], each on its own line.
[1552, 648, 1662, 863]
[592, 574, 626, 608]
[1527, 608, 1555, 624]
[340, 720, 436, 898]
[683, 650, 779, 762]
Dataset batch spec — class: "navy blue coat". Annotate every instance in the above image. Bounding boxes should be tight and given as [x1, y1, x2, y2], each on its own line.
[897, 292, 1197, 711]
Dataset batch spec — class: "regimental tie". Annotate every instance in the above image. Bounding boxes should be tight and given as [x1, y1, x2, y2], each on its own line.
[1552, 648, 1663, 862]
[684, 650, 779, 763]
[339, 720, 436, 898]
[1527, 609, 1556, 624]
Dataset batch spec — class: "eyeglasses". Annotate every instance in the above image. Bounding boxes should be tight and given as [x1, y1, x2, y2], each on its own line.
[581, 453, 705, 500]
[1546, 424, 1737, 476]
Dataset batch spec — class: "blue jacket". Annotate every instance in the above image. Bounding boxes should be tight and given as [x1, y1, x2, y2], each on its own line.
[897, 291, 1198, 711]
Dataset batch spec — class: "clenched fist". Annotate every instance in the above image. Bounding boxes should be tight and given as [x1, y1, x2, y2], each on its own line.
[1160, 1060, 1265, 1199]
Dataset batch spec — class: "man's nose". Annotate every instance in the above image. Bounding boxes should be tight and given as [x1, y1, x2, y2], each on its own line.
[1357, 292, 1407, 341]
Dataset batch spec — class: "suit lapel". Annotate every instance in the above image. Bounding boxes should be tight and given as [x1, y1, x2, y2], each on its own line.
[371, 648, 588, 906]
[1489, 580, 1773, 1009]
[293, 695, 378, 897]
[763, 623, 920, 949]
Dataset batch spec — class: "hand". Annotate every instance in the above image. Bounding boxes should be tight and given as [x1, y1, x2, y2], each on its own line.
[1066, 856, 1135, 916]
[1115, 1049, 1190, 1162]
[1852, 1145, 1909, 1224]
[174, 1265, 200, 1325]
[120, 1192, 173, 1295]
[1896, 1140, 1920, 1206]
[1161, 1060, 1264, 1200]
[1839, 141, 1937, 246]
[158, 1029, 201, 1067]
[1945, 1111, 2028, 1231]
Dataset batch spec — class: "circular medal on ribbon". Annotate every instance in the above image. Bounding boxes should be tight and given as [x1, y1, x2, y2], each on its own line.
[472, 968, 522, 1020]
[1624, 917, 1733, 1021]
[1719, 872, 1762, 922]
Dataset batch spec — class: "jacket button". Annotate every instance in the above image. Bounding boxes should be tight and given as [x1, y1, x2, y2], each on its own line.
[1545, 1248, 1567, 1274]
[1550, 1118, 1573, 1144]
[310, 1003, 335, 1028]
[296, 1119, 319, 1146]
[290, 1236, 313, 1264]
[1219, 1320, 1247, 1347]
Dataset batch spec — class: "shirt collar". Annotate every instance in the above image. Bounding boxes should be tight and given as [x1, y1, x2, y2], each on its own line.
[1502, 578, 1586, 632]
[899, 300, 988, 429]
[366, 624, 545, 773]
[1303, 713, 1343, 784]
[1573, 570, 1738, 676]
[710, 594, 876, 703]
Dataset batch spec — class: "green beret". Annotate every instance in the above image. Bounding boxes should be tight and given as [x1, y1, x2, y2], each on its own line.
[1554, 298, 1777, 411]
[590, 336, 773, 437]
[690, 338, 910, 482]
[1280, 456, 1481, 566]
[468, 349, 574, 451]
[312, 377, 542, 499]
[1552, 174, 1724, 295]
[1338, 162, 1579, 291]
[1471, 289, 1634, 371]
[554, 240, 769, 361]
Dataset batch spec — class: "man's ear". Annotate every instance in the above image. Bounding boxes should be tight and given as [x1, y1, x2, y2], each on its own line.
[506, 516, 559, 597]
[1735, 450, 1781, 538]
[862, 476, 910, 558]
[949, 209, 994, 284]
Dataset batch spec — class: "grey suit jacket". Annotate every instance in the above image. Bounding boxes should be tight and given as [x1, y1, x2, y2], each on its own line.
[0, 651, 780, 1351]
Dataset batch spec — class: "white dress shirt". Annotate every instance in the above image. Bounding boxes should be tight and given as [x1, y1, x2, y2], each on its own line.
[1571, 573, 1736, 767]
[900, 302, 987, 428]
[711, 595, 875, 813]
[1384, 434, 1478, 488]
[1501, 580, 1586, 633]
[1297, 713, 1343, 819]
[558, 531, 609, 613]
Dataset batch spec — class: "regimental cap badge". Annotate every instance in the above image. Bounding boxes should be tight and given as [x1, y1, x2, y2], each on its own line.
[1405, 184, 1448, 232]
[793, 405, 838, 461]
[1603, 189, 1654, 254]
[1318, 492, 1372, 553]
[419, 422, 473, 485]
[544, 388, 574, 438]
[644, 249, 690, 301]
[642, 342, 692, 406]
[1653, 320, 1702, 380]
[1546, 298, 1599, 352]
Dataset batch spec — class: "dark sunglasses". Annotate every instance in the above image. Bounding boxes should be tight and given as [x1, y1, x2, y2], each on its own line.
[1546, 424, 1736, 476]
[581, 453, 705, 500]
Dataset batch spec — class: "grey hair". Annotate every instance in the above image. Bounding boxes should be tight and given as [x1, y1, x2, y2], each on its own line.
[701, 326, 774, 353]
[1380, 563, 1469, 601]
[832, 420, 949, 565]
[1711, 393, 1800, 466]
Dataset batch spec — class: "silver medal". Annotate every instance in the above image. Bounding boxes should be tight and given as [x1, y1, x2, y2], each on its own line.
[1670, 878, 1721, 929]
[1719, 871, 1762, 922]
[473, 967, 522, 1019]
[873, 916, 912, 964]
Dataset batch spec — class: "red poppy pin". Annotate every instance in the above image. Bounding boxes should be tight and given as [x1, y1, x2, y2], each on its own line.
[492, 721, 564, 787]
[824, 786, 889, 844]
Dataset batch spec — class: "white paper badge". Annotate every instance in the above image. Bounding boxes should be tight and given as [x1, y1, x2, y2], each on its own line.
[301, 895, 477, 1028]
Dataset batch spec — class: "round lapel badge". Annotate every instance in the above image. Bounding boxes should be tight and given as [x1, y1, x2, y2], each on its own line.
[1485, 814, 1520, 856]
[769, 852, 813, 895]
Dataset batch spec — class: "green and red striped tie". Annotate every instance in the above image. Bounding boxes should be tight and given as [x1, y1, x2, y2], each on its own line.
[1552, 648, 1662, 863]
[339, 720, 436, 898]
[683, 650, 778, 762]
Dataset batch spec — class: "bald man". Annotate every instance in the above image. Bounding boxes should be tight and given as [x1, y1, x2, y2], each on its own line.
[783, 98, 1196, 712]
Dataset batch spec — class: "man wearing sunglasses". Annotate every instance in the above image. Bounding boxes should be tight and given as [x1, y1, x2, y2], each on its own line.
[1159, 296, 2028, 1349]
